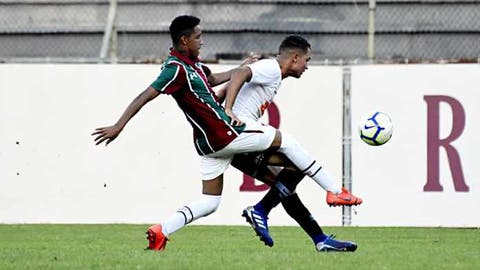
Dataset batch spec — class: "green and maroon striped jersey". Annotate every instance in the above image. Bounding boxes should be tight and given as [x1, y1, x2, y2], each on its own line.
[151, 49, 245, 156]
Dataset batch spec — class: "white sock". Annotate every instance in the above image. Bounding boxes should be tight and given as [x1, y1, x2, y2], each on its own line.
[313, 167, 342, 194]
[278, 133, 342, 194]
[161, 194, 221, 237]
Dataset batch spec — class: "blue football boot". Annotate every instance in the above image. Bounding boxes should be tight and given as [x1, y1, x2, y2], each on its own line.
[242, 206, 273, 247]
[316, 234, 357, 252]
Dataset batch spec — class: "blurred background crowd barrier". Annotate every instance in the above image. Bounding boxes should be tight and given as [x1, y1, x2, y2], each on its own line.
[1, 0, 479, 63]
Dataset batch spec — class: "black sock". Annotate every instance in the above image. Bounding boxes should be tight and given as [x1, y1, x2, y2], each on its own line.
[254, 169, 303, 215]
[282, 193, 326, 244]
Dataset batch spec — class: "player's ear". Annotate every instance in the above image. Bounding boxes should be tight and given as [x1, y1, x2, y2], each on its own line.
[292, 53, 298, 63]
[180, 35, 188, 46]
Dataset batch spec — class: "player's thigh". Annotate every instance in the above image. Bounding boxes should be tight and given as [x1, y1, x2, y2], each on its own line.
[213, 120, 277, 156]
[231, 151, 292, 185]
[200, 155, 232, 181]
[231, 152, 274, 185]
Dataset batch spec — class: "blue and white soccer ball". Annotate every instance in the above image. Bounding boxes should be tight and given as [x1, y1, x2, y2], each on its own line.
[358, 111, 393, 146]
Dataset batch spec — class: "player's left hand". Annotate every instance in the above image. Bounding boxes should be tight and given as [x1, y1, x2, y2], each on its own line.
[240, 53, 260, 66]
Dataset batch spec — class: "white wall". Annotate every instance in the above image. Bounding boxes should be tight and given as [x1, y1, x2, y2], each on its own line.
[351, 64, 480, 227]
[1, 64, 478, 226]
[0, 64, 343, 225]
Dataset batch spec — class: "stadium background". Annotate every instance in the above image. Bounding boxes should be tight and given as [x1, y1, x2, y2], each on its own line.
[1, 0, 479, 227]
[1, 0, 479, 63]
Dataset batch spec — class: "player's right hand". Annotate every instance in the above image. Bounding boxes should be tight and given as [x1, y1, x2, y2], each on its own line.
[91, 125, 122, 146]
[225, 109, 243, 126]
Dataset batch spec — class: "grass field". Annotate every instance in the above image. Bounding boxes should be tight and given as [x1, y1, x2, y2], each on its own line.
[0, 225, 478, 270]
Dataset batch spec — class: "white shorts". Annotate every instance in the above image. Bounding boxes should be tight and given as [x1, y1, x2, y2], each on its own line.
[200, 118, 277, 180]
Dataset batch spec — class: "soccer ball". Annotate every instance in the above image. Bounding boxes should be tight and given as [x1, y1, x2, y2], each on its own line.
[358, 111, 393, 146]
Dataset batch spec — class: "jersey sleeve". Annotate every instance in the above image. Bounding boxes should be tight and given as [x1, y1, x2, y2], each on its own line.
[248, 59, 280, 85]
[151, 63, 186, 95]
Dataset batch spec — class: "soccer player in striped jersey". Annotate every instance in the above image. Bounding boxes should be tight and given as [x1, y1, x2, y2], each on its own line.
[219, 35, 360, 251]
[93, 16, 355, 252]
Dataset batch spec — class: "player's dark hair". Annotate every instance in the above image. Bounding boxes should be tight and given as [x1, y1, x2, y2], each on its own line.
[279, 35, 311, 54]
[169, 15, 201, 46]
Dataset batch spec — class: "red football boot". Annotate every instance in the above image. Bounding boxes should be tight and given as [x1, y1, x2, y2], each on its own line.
[146, 224, 168, 251]
[326, 188, 363, 207]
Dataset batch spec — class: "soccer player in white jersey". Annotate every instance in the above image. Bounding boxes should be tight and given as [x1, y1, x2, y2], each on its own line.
[220, 35, 361, 251]
[94, 14, 359, 252]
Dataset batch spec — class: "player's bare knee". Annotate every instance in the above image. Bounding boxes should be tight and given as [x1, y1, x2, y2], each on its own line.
[266, 153, 288, 166]
[268, 130, 282, 149]
[202, 176, 223, 195]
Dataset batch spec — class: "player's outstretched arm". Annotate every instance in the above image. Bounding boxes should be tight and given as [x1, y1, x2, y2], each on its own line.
[92, 86, 160, 146]
[208, 54, 259, 87]
[208, 69, 234, 87]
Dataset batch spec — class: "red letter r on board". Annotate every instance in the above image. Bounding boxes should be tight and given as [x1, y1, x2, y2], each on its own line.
[424, 95, 469, 192]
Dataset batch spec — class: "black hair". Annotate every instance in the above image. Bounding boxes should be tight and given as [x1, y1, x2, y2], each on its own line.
[279, 35, 311, 54]
[169, 15, 201, 45]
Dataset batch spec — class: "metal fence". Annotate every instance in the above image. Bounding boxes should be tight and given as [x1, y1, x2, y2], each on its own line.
[0, 0, 479, 63]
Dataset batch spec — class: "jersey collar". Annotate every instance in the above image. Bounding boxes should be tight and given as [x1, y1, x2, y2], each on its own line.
[170, 48, 200, 67]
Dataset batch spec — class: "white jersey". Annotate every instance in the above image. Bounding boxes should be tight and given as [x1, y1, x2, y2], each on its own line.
[232, 58, 281, 121]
